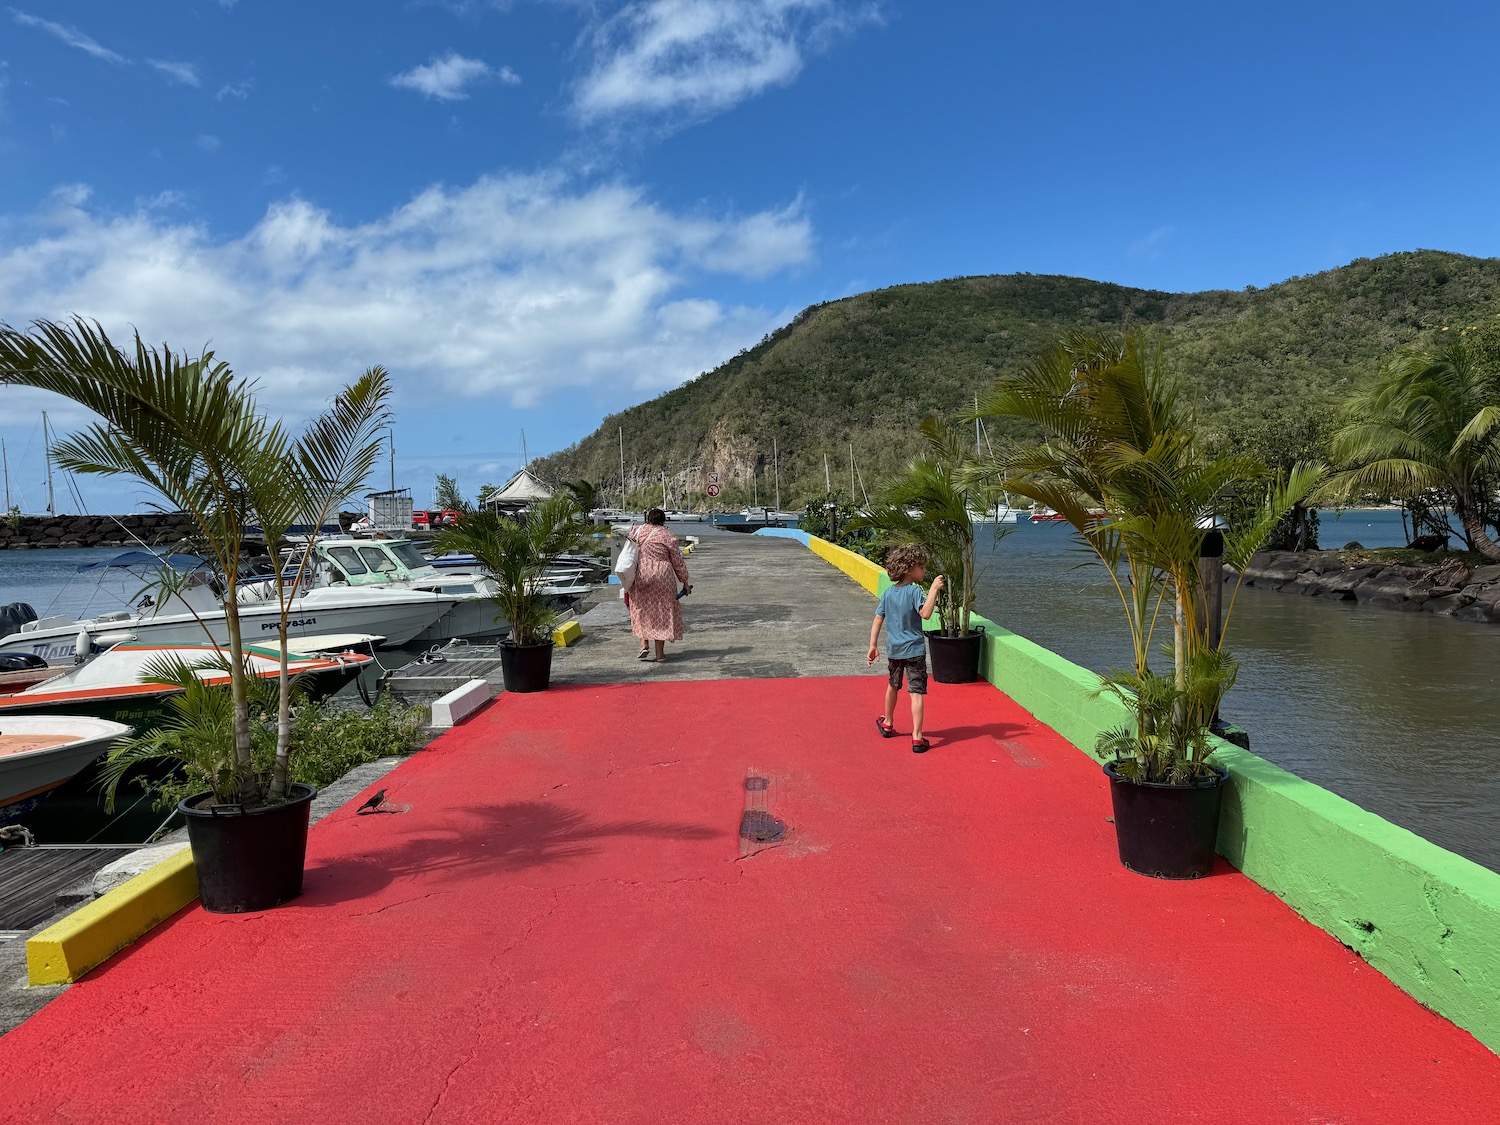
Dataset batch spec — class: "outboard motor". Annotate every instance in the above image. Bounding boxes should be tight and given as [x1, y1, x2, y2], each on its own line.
[0, 602, 37, 639]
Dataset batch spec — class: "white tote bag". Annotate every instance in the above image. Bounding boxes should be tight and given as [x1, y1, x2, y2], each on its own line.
[614, 535, 640, 597]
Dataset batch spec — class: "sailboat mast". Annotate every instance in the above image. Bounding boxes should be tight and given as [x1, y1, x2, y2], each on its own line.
[773, 436, 781, 512]
[42, 411, 54, 515]
[521, 430, 529, 473]
[975, 395, 981, 455]
[388, 426, 396, 491]
[2, 438, 9, 512]
[619, 427, 626, 509]
[824, 453, 831, 494]
[849, 443, 855, 504]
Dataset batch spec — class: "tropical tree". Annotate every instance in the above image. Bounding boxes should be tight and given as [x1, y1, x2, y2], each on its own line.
[431, 497, 590, 644]
[974, 328, 1319, 782]
[434, 473, 472, 513]
[0, 317, 390, 806]
[1328, 334, 1500, 560]
[564, 479, 599, 514]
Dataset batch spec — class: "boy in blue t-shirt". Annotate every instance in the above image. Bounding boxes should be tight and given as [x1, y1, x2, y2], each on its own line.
[867, 544, 944, 753]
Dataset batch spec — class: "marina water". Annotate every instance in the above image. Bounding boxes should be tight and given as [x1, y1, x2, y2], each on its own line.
[974, 508, 1500, 874]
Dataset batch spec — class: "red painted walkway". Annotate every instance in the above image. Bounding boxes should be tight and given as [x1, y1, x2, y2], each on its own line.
[4, 678, 1499, 1123]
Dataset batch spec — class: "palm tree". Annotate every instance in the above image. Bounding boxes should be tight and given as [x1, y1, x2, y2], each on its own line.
[431, 497, 590, 645]
[974, 328, 1319, 781]
[0, 317, 390, 806]
[1329, 338, 1500, 560]
[859, 419, 991, 637]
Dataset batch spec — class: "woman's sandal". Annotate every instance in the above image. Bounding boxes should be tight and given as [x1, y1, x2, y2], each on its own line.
[637, 648, 650, 660]
[911, 738, 930, 754]
[875, 717, 896, 738]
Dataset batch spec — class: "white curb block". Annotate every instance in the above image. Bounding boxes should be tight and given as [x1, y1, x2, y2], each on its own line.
[430, 678, 492, 729]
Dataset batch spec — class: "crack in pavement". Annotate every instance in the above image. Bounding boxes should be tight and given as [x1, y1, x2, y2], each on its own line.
[422, 889, 563, 1123]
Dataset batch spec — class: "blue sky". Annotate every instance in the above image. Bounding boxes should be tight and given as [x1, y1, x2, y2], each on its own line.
[2, 0, 1499, 512]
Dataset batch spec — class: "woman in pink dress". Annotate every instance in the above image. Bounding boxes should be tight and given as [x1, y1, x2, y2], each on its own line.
[627, 508, 691, 662]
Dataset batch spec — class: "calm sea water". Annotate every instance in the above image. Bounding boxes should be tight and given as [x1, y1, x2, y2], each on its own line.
[976, 509, 1500, 874]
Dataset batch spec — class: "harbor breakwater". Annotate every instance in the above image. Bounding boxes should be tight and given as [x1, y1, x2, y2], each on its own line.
[1240, 550, 1500, 622]
[0, 513, 198, 551]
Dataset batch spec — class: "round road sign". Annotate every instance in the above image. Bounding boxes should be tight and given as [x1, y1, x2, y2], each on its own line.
[707, 483, 721, 497]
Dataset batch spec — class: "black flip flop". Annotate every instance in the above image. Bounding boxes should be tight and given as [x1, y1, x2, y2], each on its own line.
[911, 738, 930, 754]
[876, 717, 896, 738]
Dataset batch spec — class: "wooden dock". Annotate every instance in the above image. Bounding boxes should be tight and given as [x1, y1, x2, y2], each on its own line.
[380, 645, 507, 693]
[0, 845, 136, 940]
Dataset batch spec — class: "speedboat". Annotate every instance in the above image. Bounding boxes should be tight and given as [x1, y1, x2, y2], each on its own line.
[0, 641, 372, 727]
[281, 536, 599, 643]
[0, 550, 459, 663]
[0, 716, 133, 824]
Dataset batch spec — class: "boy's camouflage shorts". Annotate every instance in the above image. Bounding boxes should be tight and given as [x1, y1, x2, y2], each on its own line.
[887, 656, 928, 695]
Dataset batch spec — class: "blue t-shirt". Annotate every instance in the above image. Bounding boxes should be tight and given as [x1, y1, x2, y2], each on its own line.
[877, 582, 927, 660]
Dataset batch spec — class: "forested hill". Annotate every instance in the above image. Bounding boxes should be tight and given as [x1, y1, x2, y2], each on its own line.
[534, 250, 1500, 509]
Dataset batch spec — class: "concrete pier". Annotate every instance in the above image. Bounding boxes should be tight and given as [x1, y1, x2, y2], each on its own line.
[559, 529, 886, 682]
[1, 531, 1498, 1122]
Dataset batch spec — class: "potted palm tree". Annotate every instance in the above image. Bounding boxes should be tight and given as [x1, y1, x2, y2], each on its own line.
[859, 419, 998, 683]
[977, 329, 1319, 877]
[432, 497, 589, 692]
[0, 317, 390, 911]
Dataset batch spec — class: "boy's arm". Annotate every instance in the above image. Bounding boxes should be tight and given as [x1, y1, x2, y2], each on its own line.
[867, 614, 884, 665]
[918, 575, 945, 620]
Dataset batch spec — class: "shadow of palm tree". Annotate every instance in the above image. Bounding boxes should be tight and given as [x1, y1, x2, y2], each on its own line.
[303, 801, 723, 907]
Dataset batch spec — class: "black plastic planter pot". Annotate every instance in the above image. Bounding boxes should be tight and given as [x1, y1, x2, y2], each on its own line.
[1103, 762, 1229, 879]
[179, 783, 316, 913]
[500, 640, 555, 693]
[927, 627, 984, 684]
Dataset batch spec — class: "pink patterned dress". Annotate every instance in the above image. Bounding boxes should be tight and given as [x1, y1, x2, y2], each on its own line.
[628, 524, 690, 641]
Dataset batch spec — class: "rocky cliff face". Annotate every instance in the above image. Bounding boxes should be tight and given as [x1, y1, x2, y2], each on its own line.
[1239, 551, 1500, 623]
[0, 513, 200, 551]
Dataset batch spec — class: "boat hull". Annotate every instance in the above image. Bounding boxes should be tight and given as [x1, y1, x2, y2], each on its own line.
[0, 716, 133, 821]
[0, 591, 455, 664]
[0, 660, 367, 730]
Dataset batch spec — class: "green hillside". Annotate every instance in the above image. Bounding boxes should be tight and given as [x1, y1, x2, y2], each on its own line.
[535, 250, 1500, 510]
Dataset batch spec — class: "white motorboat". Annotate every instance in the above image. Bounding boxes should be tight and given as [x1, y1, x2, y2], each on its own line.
[0, 551, 458, 663]
[0, 716, 133, 822]
[281, 537, 598, 643]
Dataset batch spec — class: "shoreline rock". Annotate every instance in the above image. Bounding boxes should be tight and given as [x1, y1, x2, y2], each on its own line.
[0, 513, 197, 551]
[1235, 550, 1500, 623]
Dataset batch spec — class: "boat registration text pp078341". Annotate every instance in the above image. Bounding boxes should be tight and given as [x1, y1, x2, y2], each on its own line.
[263, 618, 318, 631]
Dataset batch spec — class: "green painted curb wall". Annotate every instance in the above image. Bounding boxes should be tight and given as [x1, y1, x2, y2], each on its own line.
[794, 532, 1500, 1054]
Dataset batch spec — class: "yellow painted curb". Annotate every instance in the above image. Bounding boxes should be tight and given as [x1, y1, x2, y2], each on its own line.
[807, 535, 884, 595]
[26, 848, 198, 985]
[552, 620, 583, 647]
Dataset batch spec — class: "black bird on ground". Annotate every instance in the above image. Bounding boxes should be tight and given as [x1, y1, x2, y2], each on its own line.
[356, 789, 387, 814]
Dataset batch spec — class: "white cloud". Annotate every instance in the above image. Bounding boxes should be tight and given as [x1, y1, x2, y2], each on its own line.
[390, 52, 516, 101]
[216, 79, 255, 101]
[194, 134, 221, 152]
[0, 175, 813, 415]
[575, 0, 873, 121]
[9, 9, 127, 65]
[149, 59, 201, 87]
[1129, 224, 1174, 258]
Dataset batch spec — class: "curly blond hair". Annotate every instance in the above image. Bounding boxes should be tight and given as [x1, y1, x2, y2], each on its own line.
[884, 544, 928, 582]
